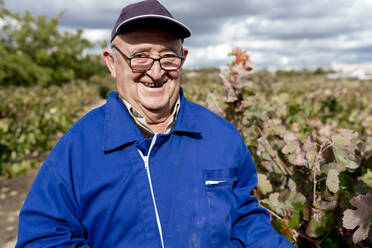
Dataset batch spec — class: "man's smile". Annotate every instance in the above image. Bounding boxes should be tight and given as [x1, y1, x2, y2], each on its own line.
[141, 80, 167, 88]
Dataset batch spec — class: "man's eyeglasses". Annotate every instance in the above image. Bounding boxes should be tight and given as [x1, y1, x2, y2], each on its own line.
[111, 45, 184, 72]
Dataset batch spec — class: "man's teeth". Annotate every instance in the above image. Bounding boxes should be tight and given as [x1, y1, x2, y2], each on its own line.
[142, 82, 165, 87]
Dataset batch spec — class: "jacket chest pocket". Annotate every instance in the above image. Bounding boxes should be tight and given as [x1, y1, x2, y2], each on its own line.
[204, 168, 238, 248]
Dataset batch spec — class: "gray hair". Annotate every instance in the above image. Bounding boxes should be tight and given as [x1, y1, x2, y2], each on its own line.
[111, 49, 117, 63]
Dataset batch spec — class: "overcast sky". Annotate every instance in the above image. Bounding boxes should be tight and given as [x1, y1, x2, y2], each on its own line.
[3, 0, 372, 70]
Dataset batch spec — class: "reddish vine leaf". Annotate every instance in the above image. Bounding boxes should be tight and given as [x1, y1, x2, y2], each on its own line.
[260, 161, 274, 173]
[219, 73, 238, 102]
[283, 131, 298, 142]
[304, 137, 317, 165]
[205, 93, 224, 116]
[293, 152, 307, 166]
[281, 131, 307, 166]
[342, 193, 372, 244]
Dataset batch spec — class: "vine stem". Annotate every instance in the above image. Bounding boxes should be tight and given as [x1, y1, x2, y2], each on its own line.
[313, 141, 331, 207]
[255, 126, 292, 176]
[297, 233, 321, 248]
[319, 142, 332, 154]
[260, 202, 321, 248]
[317, 177, 327, 182]
[264, 206, 283, 220]
[259, 201, 283, 220]
[313, 163, 317, 207]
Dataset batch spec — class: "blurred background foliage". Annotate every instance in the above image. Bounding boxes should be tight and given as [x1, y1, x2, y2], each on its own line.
[0, 0, 110, 176]
[0, 0, 106, 86]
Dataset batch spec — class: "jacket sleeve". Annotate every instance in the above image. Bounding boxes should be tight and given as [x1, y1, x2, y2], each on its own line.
[16, 160, 90, 248]
[230, 140, 294, 248]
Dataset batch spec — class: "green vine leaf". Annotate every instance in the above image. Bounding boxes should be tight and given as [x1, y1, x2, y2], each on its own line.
[326, 169, 340, 193]
[288, 202, 304, 228]
[261, 190, 305, 218]
[288, 178, 297, 192]
[306, 211, 336, 238]
[321, 162, 345, 174]
[359, 169, 372, 188]
[272, 219, 295, 242]
[257, 173, 273, 195]
[257, 137, 275, 160]
[332, 129, 359, 169]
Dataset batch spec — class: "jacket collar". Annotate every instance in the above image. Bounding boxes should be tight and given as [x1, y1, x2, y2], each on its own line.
[103, 92, 141, 152]
[103, 88, 201, 152]
[172, 88, 201, 134]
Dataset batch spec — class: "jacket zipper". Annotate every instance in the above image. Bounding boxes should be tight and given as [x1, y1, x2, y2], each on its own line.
[137, 134, 165, 248]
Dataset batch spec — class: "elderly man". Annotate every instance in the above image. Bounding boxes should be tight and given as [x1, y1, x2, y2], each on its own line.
[16, 0, 294, 247]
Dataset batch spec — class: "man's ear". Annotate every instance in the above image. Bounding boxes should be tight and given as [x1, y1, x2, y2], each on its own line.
[102, 49, 116, 78]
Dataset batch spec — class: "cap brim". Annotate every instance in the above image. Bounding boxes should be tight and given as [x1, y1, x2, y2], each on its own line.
[114, 14, 191, 41]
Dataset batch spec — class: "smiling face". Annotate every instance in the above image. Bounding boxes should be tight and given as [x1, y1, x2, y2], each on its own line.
[103, 28, 188, 124]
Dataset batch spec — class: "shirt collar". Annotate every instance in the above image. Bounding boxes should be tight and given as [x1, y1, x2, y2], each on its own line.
[103, 88, 200, 152]
[119, 95, 181, 138]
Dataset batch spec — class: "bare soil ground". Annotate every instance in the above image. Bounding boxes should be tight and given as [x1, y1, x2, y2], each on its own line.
[0, 164, 40, 248]
[0, 99, 106, 248]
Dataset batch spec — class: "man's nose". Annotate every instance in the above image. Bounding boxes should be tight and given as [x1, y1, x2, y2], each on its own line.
[146, 60, 165, 80]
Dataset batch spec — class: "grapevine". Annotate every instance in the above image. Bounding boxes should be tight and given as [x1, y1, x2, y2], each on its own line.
[184, 48, 372, 247]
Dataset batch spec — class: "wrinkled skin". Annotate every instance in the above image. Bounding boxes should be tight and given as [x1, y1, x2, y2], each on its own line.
[103, 29, 188, 133]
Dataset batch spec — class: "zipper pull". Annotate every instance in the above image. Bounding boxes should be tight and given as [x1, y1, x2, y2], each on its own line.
[144, 157, 149, 170]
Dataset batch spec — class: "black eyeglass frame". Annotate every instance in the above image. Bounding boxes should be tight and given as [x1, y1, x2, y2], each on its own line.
[111, 45, 184, 72]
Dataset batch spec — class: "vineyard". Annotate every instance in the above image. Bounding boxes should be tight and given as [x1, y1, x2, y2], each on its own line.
[0, 77, 111, 177]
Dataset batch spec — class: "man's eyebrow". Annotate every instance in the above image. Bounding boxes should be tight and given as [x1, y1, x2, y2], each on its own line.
[128, 47, 180, 55]
[128, 47, 149, 54]
[160, 47, 179, 53]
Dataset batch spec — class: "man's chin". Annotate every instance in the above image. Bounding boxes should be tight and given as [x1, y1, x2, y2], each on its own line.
[141, 102, 169, 113]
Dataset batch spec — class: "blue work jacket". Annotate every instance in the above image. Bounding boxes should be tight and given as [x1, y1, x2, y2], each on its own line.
[16, 90, 294, 248]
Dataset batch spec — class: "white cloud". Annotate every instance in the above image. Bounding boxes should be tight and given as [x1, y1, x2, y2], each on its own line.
[280, 56, 289, 66]
[82, 28, 110, 43]
[184, 44, 233, 69]
[3, 0, 372, 69]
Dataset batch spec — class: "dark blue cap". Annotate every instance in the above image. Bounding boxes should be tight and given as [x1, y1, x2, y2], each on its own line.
[111, 0, 191, 42]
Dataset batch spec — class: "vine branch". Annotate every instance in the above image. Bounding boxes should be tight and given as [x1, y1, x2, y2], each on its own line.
[256, 125, 293, 176]
[261, 202, 320, 248]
